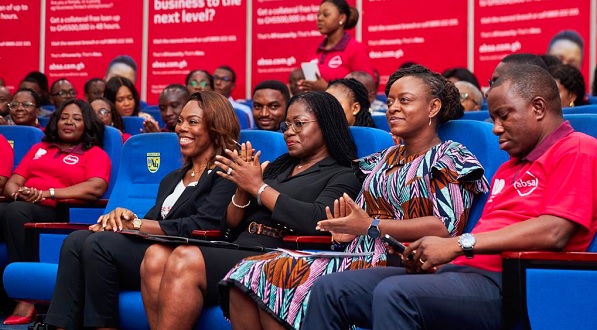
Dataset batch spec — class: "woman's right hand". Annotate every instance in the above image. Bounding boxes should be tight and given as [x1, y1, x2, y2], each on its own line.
[325, 197, 357, 243]
[14, 187, 44, 204]
[215, 146, 268, 196]
[95, 207, 136, 232]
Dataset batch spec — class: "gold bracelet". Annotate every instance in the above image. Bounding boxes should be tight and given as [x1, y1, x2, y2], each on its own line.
[231, 194, 251, 208]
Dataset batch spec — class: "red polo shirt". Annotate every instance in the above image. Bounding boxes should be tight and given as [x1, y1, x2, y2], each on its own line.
[0, 134, 13, 178]
[454, 121, 597, 272]
[14, 142, 111, 207]
[309, 33, 375, 82]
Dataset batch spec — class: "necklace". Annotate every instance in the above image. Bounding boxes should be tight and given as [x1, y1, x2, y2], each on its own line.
[190, 164, 207, 178]
[297, 161, 314, 169]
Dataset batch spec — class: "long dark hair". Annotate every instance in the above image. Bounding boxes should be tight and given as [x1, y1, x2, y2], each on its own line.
[264, 91, 356, 179]
[328, 78, 375, 128]
[43, 99, 105, 150]
[104, 76, 140, 116]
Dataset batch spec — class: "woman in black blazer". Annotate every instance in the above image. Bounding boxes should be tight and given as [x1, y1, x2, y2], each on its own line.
[43, 91, 240, 329]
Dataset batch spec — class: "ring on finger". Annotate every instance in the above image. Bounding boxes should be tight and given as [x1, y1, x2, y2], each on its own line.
[227, 167, 233, 175]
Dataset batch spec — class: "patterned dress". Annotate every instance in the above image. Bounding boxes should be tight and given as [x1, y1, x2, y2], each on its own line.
[219, 141, 490, 329]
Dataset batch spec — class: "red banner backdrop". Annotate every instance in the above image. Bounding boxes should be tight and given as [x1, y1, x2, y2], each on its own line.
[146, 0, 246, 104]
[361, 0, 468, 93]
[474, 0, 591, 90]
[43, 0, 144, 97]
[0, 2, 41, 93]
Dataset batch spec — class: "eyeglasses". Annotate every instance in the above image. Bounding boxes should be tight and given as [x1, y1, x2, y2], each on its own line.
[488, 78, 497, 87]
[213, 75, 232, 83]
[280, 120, 317, 133]
[51, 89, 77, 97]
[97, 108, 111, 116]
[189, 80, 209, 88]
[8, 101, 36, 110]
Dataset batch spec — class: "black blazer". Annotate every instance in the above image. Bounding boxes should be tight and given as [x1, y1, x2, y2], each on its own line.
[144, 164, 236, 237]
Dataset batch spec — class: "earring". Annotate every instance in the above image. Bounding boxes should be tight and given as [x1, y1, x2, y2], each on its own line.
[569, 100, 575, 107]
[339, 21, 343, 25]
[428, 118, 432, 126]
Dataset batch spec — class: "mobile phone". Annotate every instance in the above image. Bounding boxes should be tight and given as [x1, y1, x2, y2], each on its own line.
[231, 139, 243, 151]
[381, 234, 414, 260]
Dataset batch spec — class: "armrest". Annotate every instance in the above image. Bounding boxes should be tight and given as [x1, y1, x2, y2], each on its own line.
[24, 222, 90, 262]
[283, 235, 332, 250]
[502, 251, 597, 330]
[192, 229, 222, 240]
[55, 198, 108, 221]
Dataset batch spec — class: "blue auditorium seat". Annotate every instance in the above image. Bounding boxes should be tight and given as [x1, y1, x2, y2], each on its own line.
[350, 126, 395, 158]
[562, 104, 597, 115]
[0, 125, 44, 171]
[564, 114, 597, 138]
[239, 129, 286, 163]
[371, 113, 389, 132]
[586, 96, 597, 105]
[38, 116, 50, 127]
[461, 110, 490, 121]
[234, 108, 250, 130]
[142, 105, 165, 129]
[122, 116, 146, 135]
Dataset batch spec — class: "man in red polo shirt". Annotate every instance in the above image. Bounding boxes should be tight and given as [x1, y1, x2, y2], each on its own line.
[302, 64, 597, 330]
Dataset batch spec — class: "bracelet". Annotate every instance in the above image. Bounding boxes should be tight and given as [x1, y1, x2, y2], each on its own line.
[256, 184, 269, 206]
[49, 188, 56, 199]
[231, 194, 250, 208]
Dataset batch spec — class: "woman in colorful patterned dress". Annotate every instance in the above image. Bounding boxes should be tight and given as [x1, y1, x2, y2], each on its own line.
[221, 65, 491, 330]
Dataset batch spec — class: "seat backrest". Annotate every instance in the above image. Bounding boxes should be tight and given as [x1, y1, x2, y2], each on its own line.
[239, 130, 287, 163]
[563, 104, 597, 115]
[234, 108, 250, 130]
[563, 114, 597, 138]
[142, 105, 165, 128]
[371, 114, 389, 132]
[461, 110, 490, 121]
[350, 126, 395, 158]
[122, 116, 146, 135]
[0, 126, 45, 171]
[438, 120, 509, 232]
[102, 126, 123, 198]
[105, 133, 183, 217]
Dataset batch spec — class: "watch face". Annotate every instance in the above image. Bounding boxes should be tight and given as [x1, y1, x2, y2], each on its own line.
[460, 234, 476, 247]
[367, 226, 380, 238]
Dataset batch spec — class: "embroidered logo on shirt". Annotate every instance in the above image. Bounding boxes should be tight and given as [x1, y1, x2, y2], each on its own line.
[513, 171, 538, 197]
[491, 178, 505, 196]
[33, 148, 47, 160]
[63, 154, 80, 165]
[328, 55, 343, 69]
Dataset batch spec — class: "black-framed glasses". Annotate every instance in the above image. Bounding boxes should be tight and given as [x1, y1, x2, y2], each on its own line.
[97, 108, 111, 116]
[280, 120, 317, 133]
[213, 75, 232, 83]
[8, 101, 35, 110]
[51, 89, 77, 97]
[189, 80, 208, 88]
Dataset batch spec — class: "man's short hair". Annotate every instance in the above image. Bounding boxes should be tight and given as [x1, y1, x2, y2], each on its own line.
[500, 53, 548, 70]
[216, 65, 236, 82]
[252, 80, 290, 105]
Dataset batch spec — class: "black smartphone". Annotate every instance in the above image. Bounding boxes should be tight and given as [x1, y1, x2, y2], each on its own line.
[381, 234, 414, 260]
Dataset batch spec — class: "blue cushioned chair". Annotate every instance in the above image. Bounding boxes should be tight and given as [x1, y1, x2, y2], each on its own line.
[439, 120, 509, 231]
[371, 113, 389, 132]
[564, 114, 597, 138]
[588, 96, 597, 105]
[239, 129, 286, 163]
[142, 105, 165, 129]
[3, 133, 184, 329]
[234, 108, 250, 130]
[350, 126, 395, 158]
[0, 125, 44, 171]
[563, 104, 597, 115]
[122, 116, 146, 135]
[461, 110, 490, 121]
[38, 116, 50, 127]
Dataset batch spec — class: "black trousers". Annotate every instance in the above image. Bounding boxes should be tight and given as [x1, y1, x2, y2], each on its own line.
[44, 230, 153, 329]
[0, 201, 57, 262]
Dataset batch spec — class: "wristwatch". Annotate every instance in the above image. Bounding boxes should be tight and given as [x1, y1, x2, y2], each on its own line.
[131, 214, 142, 230]
[458, 233, 476, 258]
[367, 216, 381, 239]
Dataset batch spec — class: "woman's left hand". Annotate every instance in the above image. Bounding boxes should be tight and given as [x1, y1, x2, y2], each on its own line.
[15, 187, 44, 204]
[215, 147, 266, 195]
[316, 193, 369, 236]
[96, 207, 137, 232]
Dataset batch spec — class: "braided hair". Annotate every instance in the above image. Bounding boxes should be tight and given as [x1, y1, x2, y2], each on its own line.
[328, 78, 375, 127]
[385, 65, 464, 125]
[264, 91, 356, 179]
[548, 64, 587, 106]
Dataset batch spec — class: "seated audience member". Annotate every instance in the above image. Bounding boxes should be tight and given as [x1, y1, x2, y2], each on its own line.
[186, 69, 214, 94]
[49, 78, 77, 108]
[144, 84, 190, 133]
[7, 88, 42, 128]
[44, 91, 239, 329]
[104, 76, 154, 121]
[455, 81, 483, 111]
[222, 65, 490, 330]
[105, 55, 138, 83]
[489, 53, 547, 88]
[302, 64, 597, 330]
[213, 65, 255, 127]
[84, 77, 106, 102]
[442, 67, 481, 90]
[19, 71, 51, 106]
[0, 99, 110, 324]
[346, 71, 388, 113]
[327, 78, 375, 127]
[251, 80, 290, 131]
[0, 85, 11, 125]
[288, 68, 305, 97]
[547, 30, 584, 69]
[548, 63, 588, 108]
[0, 134, 13, 195]
[139, 92, 362, 329]
[90, 97, 131, 143]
